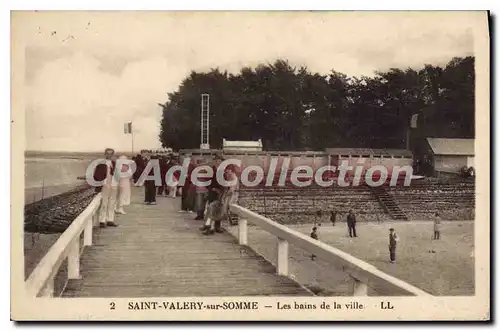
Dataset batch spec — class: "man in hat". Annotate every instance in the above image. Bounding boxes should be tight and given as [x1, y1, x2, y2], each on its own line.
[347, 210, 357, 237]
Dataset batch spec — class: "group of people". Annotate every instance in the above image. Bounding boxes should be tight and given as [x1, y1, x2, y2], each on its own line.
[310, 209, 444, 264]
[92, 148, 132, 228]
[93, 147, 444, 264]
[93, 149, 238, 236]
[132, 152, 180, 205]
[310, 210, 400, 263]
[177, 154, 239, 235]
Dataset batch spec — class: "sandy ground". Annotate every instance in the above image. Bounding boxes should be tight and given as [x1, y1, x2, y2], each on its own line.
[24, 232, 72, 296]
[227, 221, 474, 296]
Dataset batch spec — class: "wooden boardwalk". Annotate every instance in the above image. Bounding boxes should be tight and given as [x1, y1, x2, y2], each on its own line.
[63, 188, 311, 297]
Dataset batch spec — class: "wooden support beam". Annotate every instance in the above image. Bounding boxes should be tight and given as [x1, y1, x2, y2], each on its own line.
[238, 219, 248, 246]
[67, 240, 81, 280]
[276, 238, 289, 276]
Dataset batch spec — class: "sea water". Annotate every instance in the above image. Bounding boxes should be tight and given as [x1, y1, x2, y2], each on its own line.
[24, 155, 94, 203]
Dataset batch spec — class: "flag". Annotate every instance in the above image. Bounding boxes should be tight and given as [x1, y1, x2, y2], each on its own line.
[124, 122, 132, 134]
[410, 114, 418, 129]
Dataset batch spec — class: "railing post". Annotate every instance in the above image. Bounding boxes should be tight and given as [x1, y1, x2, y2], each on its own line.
[84, 218, 93, 246]
[351, 277, 368, 296]
[39, 278, 54, 297]
[238, 219, 248, 245]
[92, 210, 99, 227]
[67, 239, 81, 279]
[276, 237, 289, 276]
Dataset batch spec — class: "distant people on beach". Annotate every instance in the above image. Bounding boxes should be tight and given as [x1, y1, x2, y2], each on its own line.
[200, 155, 232, 235]
[389, 228, 399, 263]
[315, 210, 322, 226]
[310, 226, 319, 260]
[93, 148, 118, 228]
[347, 210, 357, 237]
[433, 212, 441, 240]
[330, 210, 337, 226]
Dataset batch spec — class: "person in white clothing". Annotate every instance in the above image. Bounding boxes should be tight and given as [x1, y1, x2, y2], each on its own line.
[93, 149, 119, 228]
[115, 155, 132, 214]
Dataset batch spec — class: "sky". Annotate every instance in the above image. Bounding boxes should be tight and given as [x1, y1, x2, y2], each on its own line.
[17, 11, 480, 152]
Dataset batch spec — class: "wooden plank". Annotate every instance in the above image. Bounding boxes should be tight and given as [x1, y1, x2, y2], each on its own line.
[63, 188, 310, 297]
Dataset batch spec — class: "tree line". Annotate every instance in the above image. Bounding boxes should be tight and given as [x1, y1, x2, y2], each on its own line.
[159, 56, 474, 151]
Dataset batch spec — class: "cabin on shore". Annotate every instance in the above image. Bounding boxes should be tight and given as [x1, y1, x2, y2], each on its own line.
[423, 138, 475, 176]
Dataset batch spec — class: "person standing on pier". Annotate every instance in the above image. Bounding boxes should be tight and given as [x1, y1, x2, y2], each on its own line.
[167, 159, 179, 198]
[157, 155, 168, 196]
[144, 154, 157, 205]
[209, 154, 224, 230]
[201, 191, 225, 235]
[347, 210, 357, 237]
[93, 148, 118, 228]
[133, 153, 146, 185]
[200, 161, 234, 234]
[115, 155, 131, 215]
[194, 165, 210, 220]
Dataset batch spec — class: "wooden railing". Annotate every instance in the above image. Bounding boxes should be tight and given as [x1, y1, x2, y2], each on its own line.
[25, 194, 102, 297]
[229, 204, 432, 297]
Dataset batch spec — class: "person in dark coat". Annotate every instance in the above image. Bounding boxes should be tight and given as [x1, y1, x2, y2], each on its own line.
[144, 155, 157, 205]
[347, 210, 357, 237]
[330, 210, 337, 226]
[180, 158, 196, 212]
[157, 156, 167, 196]
[389, 228, 399, 263]
[310, 226, 319, 260]
[133, 154, 145, 185]
[209, 154, 224, 231]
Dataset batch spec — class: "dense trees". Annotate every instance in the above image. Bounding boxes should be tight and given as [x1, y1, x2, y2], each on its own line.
[159, 57, 474, 151]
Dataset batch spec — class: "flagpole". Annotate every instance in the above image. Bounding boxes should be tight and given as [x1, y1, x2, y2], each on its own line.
[132, 130, 134, 154]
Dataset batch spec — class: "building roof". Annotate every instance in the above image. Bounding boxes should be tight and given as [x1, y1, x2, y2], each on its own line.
[325, 148, 413, 157]
[222, 139, 263, 148]
[426, 138, 474, 156]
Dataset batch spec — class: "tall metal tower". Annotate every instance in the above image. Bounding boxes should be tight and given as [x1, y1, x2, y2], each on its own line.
[200, 94, 210, 149]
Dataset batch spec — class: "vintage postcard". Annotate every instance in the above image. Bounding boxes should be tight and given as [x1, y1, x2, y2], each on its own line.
[11, 11, 490, 321]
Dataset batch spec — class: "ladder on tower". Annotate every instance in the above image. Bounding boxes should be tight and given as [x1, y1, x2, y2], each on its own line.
[200, 94, 210, 149]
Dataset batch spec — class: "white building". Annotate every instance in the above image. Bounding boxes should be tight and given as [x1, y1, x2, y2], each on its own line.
[425, 138, 474, 174]
[222, 139, 263, 152]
